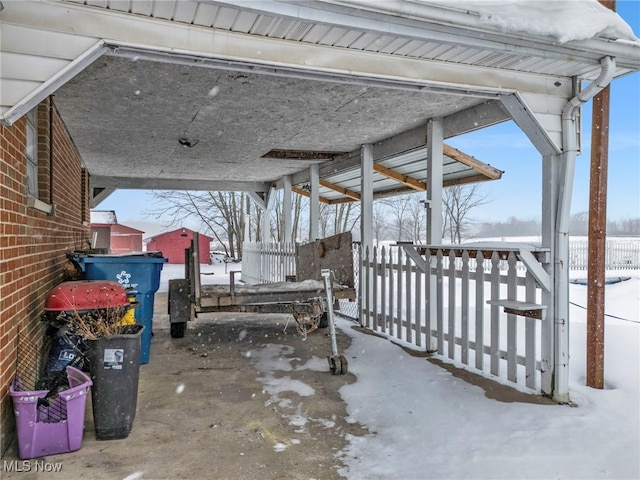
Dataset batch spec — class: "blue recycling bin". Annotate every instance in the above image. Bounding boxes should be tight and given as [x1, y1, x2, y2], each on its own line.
[72, 252, 167, 364]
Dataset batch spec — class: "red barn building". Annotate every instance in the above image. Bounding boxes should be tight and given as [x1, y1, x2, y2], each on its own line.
[90, 211, 144, 254]
[146, 228, 212, 264]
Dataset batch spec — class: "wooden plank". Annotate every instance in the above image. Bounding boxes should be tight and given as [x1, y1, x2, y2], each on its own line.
[443, 144, 503, 180]
[296, 232, 354, 288]
[319, 178, 361, 201]
[486, 299, 546, 319]
[373, 162, 427, 191]
[291, 185, 331, 204]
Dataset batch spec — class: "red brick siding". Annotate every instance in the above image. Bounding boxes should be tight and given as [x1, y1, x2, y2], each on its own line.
[0, 99, 90, 454]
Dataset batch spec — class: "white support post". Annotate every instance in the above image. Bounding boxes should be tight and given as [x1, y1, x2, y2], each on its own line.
[553, 147, 575, 403]
[260, 185, 276, 243]
[361, 144, 374, 327]
[310, 164, 320, 242]
[283, 175, 292, 243]
[541, 153, 557, 397]
[360, 144, 374, 253]
[426, 118, 443, 244]
[426, 118, 443, 351]
[244, 214, 252, 243]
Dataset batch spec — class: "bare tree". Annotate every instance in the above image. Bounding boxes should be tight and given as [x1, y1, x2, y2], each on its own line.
[271, 190, 307, 242]
[317, 202, 360, 238]
[442, 184, 489, 244]
[148, 191, 259, 259]
[372, 201, 392, 244]
[379, 193, 426, 242]
[335, 202, 360, 234]
[569, 211, 589, 236]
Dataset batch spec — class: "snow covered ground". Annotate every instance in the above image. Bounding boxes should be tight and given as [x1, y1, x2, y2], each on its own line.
[157, 262, 639, 479]
[334, 274, 639, 479]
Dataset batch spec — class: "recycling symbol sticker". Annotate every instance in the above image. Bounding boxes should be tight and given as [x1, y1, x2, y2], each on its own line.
[116, 270, 138, 289]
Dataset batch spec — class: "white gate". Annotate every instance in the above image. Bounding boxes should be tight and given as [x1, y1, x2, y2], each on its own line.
[361, 244, 552, 395]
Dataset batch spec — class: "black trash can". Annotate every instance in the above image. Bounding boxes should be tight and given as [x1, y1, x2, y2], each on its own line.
[85, 324, 144, 440]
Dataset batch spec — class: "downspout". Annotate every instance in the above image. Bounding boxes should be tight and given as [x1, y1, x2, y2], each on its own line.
[554, 56, 615, 402]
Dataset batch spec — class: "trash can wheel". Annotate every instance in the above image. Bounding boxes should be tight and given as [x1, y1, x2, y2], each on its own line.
[170, 322, 186, 339]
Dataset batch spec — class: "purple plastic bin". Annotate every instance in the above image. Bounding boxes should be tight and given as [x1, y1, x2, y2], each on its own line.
[10, 366, 92, 459]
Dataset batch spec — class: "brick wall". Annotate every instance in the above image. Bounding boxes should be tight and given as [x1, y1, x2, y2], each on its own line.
[0, 99, 90, 454]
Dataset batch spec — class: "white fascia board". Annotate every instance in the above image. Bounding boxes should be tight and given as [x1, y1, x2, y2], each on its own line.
[5, 1, 564, 98]
[89, 187, 116, 209]
[0, 40, 106, 125]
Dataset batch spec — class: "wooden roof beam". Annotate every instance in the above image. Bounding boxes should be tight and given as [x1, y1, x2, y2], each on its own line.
[442, 144, 503, 180]
[373, 163, 427, 191]
[292, 186, 331, 204]
[319, 178, 361, 201]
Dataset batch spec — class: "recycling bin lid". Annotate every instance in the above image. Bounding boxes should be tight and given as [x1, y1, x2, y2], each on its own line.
[45, 280, 129, 312]
[72, 251, 166, 259]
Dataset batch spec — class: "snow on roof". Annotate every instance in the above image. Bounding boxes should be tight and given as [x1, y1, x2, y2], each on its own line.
[443, 0, 638, 43]
[90, 210, 117, 224]
[349, 0, 639, 44]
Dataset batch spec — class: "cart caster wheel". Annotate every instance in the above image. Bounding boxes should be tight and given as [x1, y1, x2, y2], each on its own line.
[328, 355, 348, 375]
[318, 312, 328, 329]
[170, 322, 186, 338]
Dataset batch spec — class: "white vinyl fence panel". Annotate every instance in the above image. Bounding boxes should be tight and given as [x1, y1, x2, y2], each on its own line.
[241, 242, 296, 284]
[569, 239, 640, 270]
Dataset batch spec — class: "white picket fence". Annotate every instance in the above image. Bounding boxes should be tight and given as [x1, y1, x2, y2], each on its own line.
[569, 239, 640, 270]
[241, 242, 296, 284]
[240, 238, 640, 285]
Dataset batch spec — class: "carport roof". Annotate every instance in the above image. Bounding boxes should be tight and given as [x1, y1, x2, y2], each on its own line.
[1, 0, 639, 206]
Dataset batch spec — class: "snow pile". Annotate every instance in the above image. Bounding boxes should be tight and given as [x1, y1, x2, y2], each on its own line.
[440, 0, 639, 43]
[346, 0, 639, 44]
